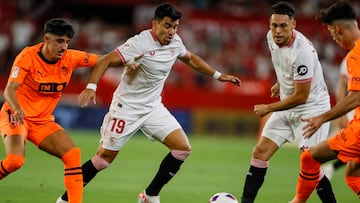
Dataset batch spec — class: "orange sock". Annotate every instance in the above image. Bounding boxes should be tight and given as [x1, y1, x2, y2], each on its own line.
[345, 176, 360, 197]
[295, 150, 320, 201]
[61, 147, 83, 203]
[0, 154, 25, 180]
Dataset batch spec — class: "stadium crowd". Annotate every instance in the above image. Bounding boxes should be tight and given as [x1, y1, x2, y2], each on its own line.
[0, 0, 359, 94]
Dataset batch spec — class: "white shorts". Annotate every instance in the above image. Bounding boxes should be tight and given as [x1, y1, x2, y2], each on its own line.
[262, 110, 330, 149]
[99, 103, 182, 151]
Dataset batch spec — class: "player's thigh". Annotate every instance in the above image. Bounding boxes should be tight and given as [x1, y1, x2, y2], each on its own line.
[262, 111, 291, 147]
[0, 117, 28, 155]
[141, 104, 183, 144]
[99, 110, 144, 151]
[38, 129, 76, 158]
[27, 121, 63, 146]
[328, 126, 360, 164]
[299, 120, 329, 148]
[309, 140, 336, 163]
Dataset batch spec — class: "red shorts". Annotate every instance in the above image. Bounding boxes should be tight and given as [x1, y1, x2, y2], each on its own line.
[328, 120, 360, 163]
[0, 109, 63, 147]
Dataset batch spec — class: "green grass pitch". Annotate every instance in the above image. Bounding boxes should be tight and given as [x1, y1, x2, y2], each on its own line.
[0, 130, 355, 202]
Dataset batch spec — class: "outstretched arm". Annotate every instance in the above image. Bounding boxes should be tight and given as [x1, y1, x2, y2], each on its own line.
[87, 51, 123, 85]
[78, 51, 140, 107]
[178, 50, 241, 86]
[302, 90, 360, 138]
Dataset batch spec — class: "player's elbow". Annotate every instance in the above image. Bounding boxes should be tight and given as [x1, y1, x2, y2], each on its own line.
[294, 94, 308, 105]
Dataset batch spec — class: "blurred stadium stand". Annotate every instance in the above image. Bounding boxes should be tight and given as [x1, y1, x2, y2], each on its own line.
[0, 0, 358, 135]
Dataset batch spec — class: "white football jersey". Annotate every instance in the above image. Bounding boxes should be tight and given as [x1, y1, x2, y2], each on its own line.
[110, 29, 187, 113]
[267, 30, 330, 114]
[339, 57, 348, 77]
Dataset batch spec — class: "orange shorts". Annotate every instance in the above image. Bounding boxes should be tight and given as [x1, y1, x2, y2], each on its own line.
[0, 109, 63, 147]
[328, 120, 360, 163]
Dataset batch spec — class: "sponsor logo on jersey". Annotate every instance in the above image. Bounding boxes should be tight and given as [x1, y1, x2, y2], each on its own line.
[122, 43, 131, 50]
[38, 82, 67, 93]
[297, 65, 308, 75]
[61, 66, 69, 76]
[351, 76, 360, 82]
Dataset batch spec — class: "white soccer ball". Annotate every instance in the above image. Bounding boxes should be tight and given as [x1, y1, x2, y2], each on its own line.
[209, 192, 239, 203]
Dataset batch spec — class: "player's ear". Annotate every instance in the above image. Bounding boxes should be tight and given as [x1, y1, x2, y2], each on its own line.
[334, 25, 342, 35]
[292, 19, 296, 29]
[151, 20, 157, 29]
[43, 34, 49, 42]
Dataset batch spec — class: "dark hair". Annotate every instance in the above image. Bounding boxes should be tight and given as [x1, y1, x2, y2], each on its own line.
[270, 1, 295, 19]
[44, 18, 75, 38]
[316, 1, 356, 24]
[154, 2, 182, 21]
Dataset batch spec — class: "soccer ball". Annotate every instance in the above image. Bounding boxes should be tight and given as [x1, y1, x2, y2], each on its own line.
[209, 192, 239, 203]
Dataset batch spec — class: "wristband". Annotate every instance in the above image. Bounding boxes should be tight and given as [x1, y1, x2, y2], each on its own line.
[86, 83, 97, 91]
[212, 70, 222, 80]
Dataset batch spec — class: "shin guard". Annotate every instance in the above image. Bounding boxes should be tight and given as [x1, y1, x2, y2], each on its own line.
[61, 147, 83, 203]
[0, 154, 25, 180]
[296, 150, 320, 201]
[146, 152, 186, 196]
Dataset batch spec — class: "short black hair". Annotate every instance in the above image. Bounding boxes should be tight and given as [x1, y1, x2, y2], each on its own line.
[270, 1, 295, 19]
[316, 1, 356, 25]
[44, 18, 75, 38]
[154, 2, 182, 21]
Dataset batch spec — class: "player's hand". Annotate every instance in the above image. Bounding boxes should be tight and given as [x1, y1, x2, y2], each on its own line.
[218, 74, 241, 86]
[124, 55, 143, 70]
[337, 115, 349, 128]
[301, 116, 323, 139]
[12, 108, 25, 125]
[78, 89, 96, 108]
[270, 83, 280, 97]
[254, 104, 270, 117]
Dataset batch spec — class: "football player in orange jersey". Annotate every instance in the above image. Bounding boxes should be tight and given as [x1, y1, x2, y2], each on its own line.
[290, 2, 360, 202]
[0, 18, 98, 203]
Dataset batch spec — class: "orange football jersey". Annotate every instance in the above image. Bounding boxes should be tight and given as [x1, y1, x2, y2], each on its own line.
[347, 39, 360, 123]
[2, 42, 97, 122]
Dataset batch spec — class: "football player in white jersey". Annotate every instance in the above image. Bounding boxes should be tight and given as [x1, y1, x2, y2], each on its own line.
[240, 2, 336, 203]
[56, 2, 241, 203]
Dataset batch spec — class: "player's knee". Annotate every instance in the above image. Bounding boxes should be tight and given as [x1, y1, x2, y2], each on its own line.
[301, 150, 320, 171]
[91, 154, 110, 170]
[4, 154, 25, 173]
[300, 150, 314, 163]
[252, 145, 268, 160]
[171, 149, 191, 161]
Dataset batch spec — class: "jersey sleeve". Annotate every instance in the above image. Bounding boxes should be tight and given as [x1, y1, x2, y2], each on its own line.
[347, 51, 360, 91]
[175, 34, 187, 57]
[293, 49, 314, 83]
[8, 49, 31, 84]
[115, 34, 144, 63]
[68, 49, 98, 68]
[266, 30, 273, 51]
